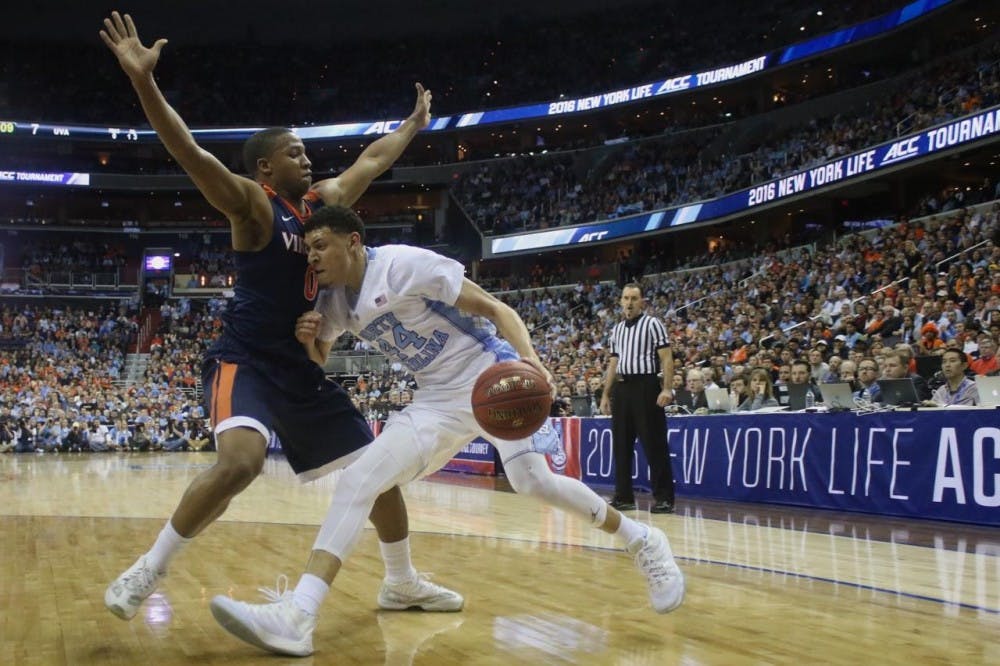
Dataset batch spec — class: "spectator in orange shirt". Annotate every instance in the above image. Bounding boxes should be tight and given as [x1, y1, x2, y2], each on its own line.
[863, 247, 882, 263]
[970, 335, 999, 375]
[865, 306, 886, 336]
[916, 322, 945, 355]
[953, 264, 976, 297]
[730, 343, 748, 365]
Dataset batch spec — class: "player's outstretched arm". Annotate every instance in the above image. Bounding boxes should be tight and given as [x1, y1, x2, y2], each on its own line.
[315, 83, 433, 207]
[100, 11, 266, 229]
[454, 278, 555, 390]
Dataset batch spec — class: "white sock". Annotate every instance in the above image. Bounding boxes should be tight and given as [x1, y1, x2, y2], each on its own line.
[615, 515, 649, 546]
[145, 520, 191, 574]
[380, 537, 418, 584]
[292, 573, 329, 616]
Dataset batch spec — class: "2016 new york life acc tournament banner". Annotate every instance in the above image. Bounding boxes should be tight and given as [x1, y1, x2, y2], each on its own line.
[577, 411, 1000, 526]
[442, 412, 999, 526]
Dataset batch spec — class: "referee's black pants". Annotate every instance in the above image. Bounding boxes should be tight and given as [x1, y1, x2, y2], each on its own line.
[611, 375, 675, 504]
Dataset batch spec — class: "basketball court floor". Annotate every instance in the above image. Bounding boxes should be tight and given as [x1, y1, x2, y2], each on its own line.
[1, 451, 997, 664]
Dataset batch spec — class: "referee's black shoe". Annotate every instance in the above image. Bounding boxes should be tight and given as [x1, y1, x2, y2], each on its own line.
[650, 500, 675, 514]
[609, 498, 636, 511]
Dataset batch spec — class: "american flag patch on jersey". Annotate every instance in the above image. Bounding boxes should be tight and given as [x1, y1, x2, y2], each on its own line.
[374, 294, 387, 306]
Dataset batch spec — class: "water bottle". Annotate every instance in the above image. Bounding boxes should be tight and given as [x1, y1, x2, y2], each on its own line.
[805, 387, 815, 409]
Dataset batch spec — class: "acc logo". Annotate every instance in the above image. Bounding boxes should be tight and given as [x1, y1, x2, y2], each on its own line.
[364, 120, 402, 135]
[880, 136, 920, 166]
[655, 75, 692, 95]
[577, 231, 609, 242]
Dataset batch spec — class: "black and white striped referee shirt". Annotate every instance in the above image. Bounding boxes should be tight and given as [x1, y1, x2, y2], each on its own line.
[608, 314, 670, 375]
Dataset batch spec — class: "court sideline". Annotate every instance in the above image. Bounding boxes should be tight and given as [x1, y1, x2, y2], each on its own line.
[1, 452, 996, 664]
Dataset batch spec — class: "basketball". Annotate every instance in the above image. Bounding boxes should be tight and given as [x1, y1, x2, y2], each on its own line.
[472, 360, 552, 440]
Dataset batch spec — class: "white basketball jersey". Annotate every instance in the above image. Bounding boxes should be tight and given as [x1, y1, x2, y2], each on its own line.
[316, 245, 517, 387]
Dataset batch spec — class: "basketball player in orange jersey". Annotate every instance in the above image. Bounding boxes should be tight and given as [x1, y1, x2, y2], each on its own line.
[99, 11, 462, 622]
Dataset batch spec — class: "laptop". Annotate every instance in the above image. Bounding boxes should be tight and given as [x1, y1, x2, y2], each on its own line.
[570, 395, 592, 417]
[704, 387, 733, 412]
[878, 378, 920, 406]
[785, 383, 821, 411]
[914, 355, 942, 380]
[975, 375, 1000, 408]
[818, 382, 856, 410]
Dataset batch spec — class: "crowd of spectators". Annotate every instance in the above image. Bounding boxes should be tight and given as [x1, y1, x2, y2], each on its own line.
[524, 202, 1000, 415]
[0, 300, 215, 453]
[2, 0, 998, 450]
[4, 217, 448, 295]
[0, 1, 905, 126]
[456, 41, 1000, 234]
[5, 234, 235, 289]
[0, 11, 957, 180]
[0, 4, 990, 248]
[344, 374, 416, 424]
[180, 244, 238, 289]
[3, 197, 997, 453]
[14, 239, 130, 282]
[0, 288, 422, 451]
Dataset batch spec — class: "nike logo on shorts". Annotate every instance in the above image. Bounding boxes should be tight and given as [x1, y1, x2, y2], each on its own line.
[281, 214, 295, 221]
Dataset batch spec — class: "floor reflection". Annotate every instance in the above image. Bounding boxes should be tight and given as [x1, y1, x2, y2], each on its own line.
[494, 613, 607, 659]
[670, 500, 1000, 616]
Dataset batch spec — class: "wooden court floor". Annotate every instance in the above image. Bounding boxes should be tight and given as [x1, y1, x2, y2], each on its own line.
[1, 452, 997, 665]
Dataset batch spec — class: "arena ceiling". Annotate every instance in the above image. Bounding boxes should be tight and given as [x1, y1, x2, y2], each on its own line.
[5, 0, 661, 45]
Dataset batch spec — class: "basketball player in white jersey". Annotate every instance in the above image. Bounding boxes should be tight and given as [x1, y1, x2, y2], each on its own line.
[210, 205, 684, 657]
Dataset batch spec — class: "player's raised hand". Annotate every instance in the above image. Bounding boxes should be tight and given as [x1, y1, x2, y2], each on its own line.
[408, 83, 433, 129]
[99, 11, 168, 80]
[295, 312, 324, 346]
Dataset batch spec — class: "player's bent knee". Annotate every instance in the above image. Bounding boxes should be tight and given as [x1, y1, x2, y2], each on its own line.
[214, 429, 267, 481]
[336, 468, 386, 508]
[213, 459, 263, 492]
[506, 457, 558, 501]
[212, 451, 265, 491]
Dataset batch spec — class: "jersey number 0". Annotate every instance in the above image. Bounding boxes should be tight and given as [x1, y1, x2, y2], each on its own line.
[304, 265, 319, 301]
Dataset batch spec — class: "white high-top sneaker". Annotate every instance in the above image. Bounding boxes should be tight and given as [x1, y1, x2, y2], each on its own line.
[627, 527, 685, 613]
[210, 594, 317, 657]
[104, 555, 164, 620]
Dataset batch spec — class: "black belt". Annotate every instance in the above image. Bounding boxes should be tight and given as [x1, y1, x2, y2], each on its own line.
[617, 374, 657, 383]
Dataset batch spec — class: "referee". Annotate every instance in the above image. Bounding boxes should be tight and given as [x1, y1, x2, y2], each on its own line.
[599, 283, 675, 513]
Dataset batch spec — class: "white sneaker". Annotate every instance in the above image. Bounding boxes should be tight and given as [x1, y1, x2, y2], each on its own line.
[104, 555, 164, 620]
[627, 527, 685, 613]
[377, 573, 464, 612]
[210, 594, 317, 657]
